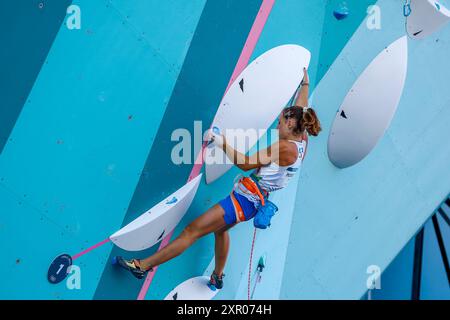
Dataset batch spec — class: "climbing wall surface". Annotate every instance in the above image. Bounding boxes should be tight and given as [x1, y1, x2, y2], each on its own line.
[1, 0, 449, 300]
[369, 204, 450, 300]
[93, 0, 263, 300]
[0, 0, 72, 154]
[281, 0, 450, 299]
[208, 0, 328, 300]
[0, 0, 208, 299]
[217, 0, 378, 300]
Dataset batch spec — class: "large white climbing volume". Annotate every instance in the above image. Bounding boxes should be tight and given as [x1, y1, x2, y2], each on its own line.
[407, 0, 450, 39]
[327, 37, 408, 169]
[204, 45, 311, 184]
[164, 276, 220, 300]
[109, 174, 202, 251]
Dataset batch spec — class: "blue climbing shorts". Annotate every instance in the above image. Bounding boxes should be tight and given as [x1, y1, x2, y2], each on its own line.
[219, 191, 257, 225]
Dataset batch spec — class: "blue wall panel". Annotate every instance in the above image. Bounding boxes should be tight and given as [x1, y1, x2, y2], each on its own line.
[0, 0, 72, 153]
[0, 0, 206, 299]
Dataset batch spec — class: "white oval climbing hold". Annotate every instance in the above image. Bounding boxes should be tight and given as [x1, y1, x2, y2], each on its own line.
[406, 0, 450, 39]
[109, 174, 202, 251]
[327, 36, 408, 169]
[164, 276, 219, 300]
[205, 45, 311, 184]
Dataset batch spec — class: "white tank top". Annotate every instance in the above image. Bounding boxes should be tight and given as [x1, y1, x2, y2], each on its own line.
[234, 140, 306, 203]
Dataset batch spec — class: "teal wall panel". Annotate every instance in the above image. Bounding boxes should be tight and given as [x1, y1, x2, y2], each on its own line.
[0, 0, 72, 153]
[93, 0, 262, 300]
[316, 0, 378, 83]
[0, 0, 206, 299]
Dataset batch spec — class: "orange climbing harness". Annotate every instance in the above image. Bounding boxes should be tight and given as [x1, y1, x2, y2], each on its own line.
[238, 176, 267, 206]
[230, 175, 268, 223]
[230, 192, 246, 223]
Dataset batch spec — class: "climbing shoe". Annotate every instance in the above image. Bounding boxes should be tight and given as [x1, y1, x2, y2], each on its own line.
[208, 272, 225, 290]
[112, 256, 150, 279]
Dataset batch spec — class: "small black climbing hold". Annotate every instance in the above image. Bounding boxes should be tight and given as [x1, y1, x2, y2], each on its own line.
[414, 30, 423, 36]
[173, 292, 178, 300]
[157, 230, 165, 241]
[239, 79, 244, 92]
[340, 110, 348, 119]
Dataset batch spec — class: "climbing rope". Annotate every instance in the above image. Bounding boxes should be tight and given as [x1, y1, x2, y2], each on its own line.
[404, 0, 412, 17]
[248, 227, 258, 300]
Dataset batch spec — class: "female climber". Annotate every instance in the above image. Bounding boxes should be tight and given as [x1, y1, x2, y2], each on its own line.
[114, 68, 321, 289]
